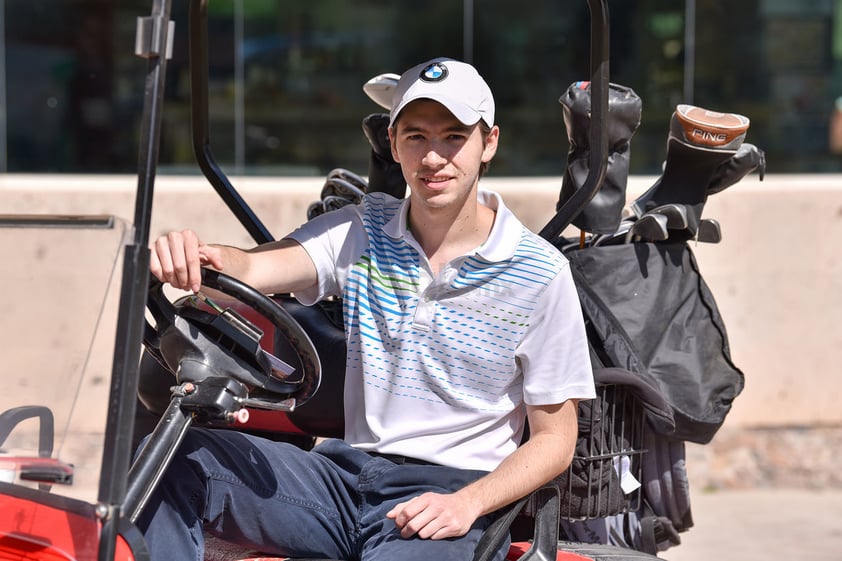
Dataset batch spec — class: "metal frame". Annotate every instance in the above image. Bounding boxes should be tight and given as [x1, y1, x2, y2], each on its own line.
[96, 1, 175, 559]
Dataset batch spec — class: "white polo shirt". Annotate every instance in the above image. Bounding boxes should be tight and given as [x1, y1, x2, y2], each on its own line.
[288, 190, 594, 471]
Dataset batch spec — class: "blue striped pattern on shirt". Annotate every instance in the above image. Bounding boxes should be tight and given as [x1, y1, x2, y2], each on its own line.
[342, 192, 568, 414]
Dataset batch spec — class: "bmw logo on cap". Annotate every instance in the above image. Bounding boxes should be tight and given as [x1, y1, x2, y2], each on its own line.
[420, 62, 448, 82]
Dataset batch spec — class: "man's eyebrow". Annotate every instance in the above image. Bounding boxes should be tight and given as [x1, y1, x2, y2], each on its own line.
[398, 123, 473, 134]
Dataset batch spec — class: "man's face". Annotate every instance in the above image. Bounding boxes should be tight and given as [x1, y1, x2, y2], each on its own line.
[389, 99, 498, 210]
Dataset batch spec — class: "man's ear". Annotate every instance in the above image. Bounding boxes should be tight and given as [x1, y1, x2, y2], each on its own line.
[482, 125, 500, 163]
[388, 127, 400, 163]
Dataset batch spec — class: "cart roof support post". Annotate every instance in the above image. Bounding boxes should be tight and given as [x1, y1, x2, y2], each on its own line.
[190, 0, 274, 245]
[96, 1, 174, 560]
[539, 0, 610, 242]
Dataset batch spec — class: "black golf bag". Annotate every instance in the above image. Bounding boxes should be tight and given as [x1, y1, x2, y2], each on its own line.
[554, 240, 744, 553]
[547, 82, 756, 554]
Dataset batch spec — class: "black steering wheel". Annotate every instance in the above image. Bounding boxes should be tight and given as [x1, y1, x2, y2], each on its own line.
[144, 268, 321, 410]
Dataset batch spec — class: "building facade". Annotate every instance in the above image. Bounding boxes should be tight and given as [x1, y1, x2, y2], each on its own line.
[1, 0, 840, 176]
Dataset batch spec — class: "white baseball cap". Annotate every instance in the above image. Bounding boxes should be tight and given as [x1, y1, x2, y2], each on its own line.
[389, 58, 495, 128]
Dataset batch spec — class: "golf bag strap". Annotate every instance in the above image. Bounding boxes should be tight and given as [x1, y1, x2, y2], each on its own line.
[640, 514, 658, 555]
[639, 500, 681, 555]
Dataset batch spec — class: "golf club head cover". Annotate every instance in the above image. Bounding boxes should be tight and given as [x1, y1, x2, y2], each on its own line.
[707, 142, 766, 196]
[362, 113, 407, 199]
[631, 105, 750, 234]
[557, 82, 642, 235]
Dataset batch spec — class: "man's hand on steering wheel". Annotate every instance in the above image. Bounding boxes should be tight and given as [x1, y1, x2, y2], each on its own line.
[151, 229, 225, 293]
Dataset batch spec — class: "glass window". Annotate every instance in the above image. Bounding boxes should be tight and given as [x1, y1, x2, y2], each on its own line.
[1, 0, 840, 176]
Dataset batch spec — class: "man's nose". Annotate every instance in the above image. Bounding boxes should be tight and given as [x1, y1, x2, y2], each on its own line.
[422, 145, 447, 166]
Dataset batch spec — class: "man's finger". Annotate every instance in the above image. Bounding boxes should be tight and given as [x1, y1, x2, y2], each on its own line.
[166, 231, 192, 290]
[398, 507, 438, 539]
[153, 236, 177, 286]
[149, 249, 163, 281]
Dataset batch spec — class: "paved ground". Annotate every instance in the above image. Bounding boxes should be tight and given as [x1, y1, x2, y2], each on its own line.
[666, 488, 842, 561]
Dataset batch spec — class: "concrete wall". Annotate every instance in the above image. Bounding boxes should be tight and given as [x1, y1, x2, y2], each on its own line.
[2, 172, 840, 431]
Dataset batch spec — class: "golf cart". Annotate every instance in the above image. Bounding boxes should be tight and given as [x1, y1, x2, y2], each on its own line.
[0, 0, 758, 559]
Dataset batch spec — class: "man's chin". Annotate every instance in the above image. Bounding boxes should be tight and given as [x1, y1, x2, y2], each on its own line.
[412, 191, 453, 209]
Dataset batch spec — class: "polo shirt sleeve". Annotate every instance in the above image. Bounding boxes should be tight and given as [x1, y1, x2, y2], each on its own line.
[516, 263, 596, 405]
[284, 204, 367, 305]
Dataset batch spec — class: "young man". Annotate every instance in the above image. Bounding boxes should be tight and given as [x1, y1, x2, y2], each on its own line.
[140, 57, 595, 561]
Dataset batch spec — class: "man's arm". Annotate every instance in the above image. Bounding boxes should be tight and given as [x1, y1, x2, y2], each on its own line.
[387, 398, 579, 540]
[150, 229, 318, 295]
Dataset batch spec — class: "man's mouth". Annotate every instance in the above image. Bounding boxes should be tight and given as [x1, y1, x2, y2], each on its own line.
[422, 175, 451, 187]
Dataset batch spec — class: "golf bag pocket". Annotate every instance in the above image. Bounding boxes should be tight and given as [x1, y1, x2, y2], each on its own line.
[555, 382, 648, 521]
[567, 241, 744, 444]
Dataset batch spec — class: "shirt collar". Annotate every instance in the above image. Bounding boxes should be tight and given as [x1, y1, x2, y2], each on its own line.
[382, 190, 520, 262]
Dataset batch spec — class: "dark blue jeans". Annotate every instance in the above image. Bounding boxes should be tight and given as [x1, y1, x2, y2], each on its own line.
[136, 429, 509, 561]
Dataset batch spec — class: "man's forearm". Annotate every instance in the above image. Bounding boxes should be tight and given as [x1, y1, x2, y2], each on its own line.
[454, 429, 576, 517]
[455, 399, 579, 517]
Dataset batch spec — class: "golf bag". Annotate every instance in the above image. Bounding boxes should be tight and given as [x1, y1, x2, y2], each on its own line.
[556, 240, 744, 553]
[548, 85, 754, 554]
